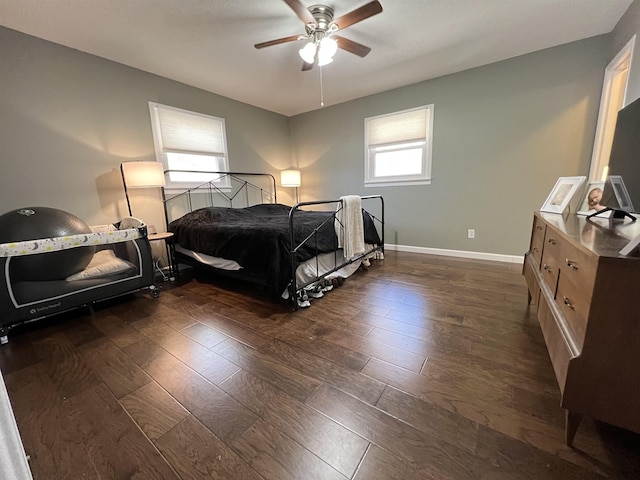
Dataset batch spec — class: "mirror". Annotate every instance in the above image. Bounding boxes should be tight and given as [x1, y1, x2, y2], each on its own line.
[601, 95, 640, 213]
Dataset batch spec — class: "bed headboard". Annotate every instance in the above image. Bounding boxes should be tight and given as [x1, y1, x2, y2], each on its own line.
[163, 171, 277, 225]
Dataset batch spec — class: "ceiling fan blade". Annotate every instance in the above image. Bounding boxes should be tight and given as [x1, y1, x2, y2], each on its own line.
[254, 35, 301, 49]
[334, 35, 371, 57]
[283, 0, 316, 24]
[332, 1, 383, 30]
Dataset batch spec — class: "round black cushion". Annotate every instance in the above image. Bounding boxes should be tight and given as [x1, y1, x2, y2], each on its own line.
[0, 207, 96, 281]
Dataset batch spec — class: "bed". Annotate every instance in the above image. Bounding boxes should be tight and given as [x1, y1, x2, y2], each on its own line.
[163, 171, 384, 307]
[0, 219, 156, 343]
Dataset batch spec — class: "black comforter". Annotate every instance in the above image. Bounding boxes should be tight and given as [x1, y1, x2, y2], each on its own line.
[168, 203, 380, 295]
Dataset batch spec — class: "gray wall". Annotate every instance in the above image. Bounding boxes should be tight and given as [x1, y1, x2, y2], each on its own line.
[0, 27, 291, 229]
[289, 36, 610, 256]
[2, 10, 636, 257]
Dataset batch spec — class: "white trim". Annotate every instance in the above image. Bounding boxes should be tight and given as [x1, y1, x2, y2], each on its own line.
[588, 35, 635, 181]
[364, 179, 432, 187]
[384, 243, 524, 264]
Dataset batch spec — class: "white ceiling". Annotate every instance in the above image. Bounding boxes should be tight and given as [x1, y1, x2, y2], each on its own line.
[0, 0, 633, 116]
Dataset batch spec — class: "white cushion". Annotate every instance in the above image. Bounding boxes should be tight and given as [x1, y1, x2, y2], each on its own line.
[66, 249, 135, 281]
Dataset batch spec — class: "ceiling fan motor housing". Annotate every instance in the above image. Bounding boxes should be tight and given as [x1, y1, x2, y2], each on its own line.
[309, 5, 334, 28]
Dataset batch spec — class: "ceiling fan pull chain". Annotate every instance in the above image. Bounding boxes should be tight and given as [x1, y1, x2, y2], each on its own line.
[320, 65, 324, 107]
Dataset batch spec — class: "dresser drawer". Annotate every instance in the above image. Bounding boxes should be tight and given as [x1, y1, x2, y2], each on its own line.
[538, 295, 573, 392]
[523, 255, 540, 307]
[530, 216, 547, 264]
[559, 243, 597, 302]
[539, 231, 563, 295]
[556, 273, 589, 350]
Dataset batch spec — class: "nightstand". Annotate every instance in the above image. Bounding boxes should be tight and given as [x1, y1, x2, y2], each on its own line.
[148, 231, 177, 281]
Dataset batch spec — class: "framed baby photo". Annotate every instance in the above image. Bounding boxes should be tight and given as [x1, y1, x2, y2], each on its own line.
[577, 181, 606, 216]
[541, 176, 586, 214]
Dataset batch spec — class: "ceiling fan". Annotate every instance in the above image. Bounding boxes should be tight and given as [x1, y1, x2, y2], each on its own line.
[255, 0, 383, 71]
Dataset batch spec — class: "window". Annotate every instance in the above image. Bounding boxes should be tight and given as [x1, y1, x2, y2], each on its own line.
[148, 102, 230, 191]
[364, 105, 433, 187]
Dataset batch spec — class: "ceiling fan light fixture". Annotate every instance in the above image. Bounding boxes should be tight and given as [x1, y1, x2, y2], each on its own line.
[299, 36, 338, 66]
[299, 41, 317, 64]
[319, 36, 337, 61]
[317, 55, 334, 67]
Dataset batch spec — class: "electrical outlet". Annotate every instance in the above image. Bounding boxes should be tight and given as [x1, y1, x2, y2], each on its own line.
[468, 229, 475, 239]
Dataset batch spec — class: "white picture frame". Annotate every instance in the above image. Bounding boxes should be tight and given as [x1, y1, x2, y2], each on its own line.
[608, 175, 635, 212]
[577, 181, 607, 216]
[620, 232, 640, 256]
[540, 211, 568, 233]
[541, 176, 586, 214]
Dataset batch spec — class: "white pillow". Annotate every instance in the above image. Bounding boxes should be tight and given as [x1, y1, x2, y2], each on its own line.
[66, 249, 135, 281]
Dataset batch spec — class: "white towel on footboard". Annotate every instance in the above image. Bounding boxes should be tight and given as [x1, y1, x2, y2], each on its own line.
[335, 195, 365, 259]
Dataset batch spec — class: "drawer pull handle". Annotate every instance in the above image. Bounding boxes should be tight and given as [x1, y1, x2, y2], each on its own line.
[543, 264, 552, 272]
[533, 247, 539, 252]
[565, 259, 579, 270]
[563, 296, 575, 310]
[536, 225, 543, 230]
[547, 238, 557, 245]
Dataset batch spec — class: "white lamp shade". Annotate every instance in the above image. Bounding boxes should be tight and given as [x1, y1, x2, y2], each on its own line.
[281, 169, 301, 187]
[299, 37, 338, 66]
[318, 55, 334, 67]
[299, 42, 317, 64]
[122, 161, 166, 188]
[318, 37, 337, 65]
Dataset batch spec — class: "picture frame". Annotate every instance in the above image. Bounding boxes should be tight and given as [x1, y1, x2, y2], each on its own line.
[541, 176, 586, 214]
[608, 175, 635, 212]
[577, 180, 606, 216]
[620, 232, 640, 256]
[540, 211, 568, 233]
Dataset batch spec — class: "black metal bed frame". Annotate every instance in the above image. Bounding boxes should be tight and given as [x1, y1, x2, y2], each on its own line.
[288, 196, 384, 309]
[161, 171, 384, 309]
[161, 171, 278, 229]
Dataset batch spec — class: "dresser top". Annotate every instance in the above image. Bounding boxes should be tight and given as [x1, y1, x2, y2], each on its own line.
[537, 211, 640, 258]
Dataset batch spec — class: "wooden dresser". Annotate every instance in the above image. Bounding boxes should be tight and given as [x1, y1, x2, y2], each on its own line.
[523, 212, 640, 445]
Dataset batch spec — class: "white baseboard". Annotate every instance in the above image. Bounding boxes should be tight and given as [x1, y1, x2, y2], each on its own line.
[384, 244, 524, 264]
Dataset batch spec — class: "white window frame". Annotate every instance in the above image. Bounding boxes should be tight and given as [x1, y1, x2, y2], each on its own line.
[588, 35, 634, 182]
[364, 105, 434, 187]
[148, 102, 230, 192]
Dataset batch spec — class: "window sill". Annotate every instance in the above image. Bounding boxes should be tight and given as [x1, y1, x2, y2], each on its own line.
[364, 179, 432, 187]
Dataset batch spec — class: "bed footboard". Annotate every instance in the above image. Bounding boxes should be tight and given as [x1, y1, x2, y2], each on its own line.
[288, 195, 384, 309]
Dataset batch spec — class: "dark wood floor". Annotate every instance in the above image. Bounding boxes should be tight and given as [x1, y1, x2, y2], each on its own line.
[1, 251, 639, 479]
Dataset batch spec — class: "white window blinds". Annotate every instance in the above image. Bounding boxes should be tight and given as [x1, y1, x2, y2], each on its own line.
[149, 102, 229, 190]
[367, 108, 428, 146]
[156, 106, 226, 155]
